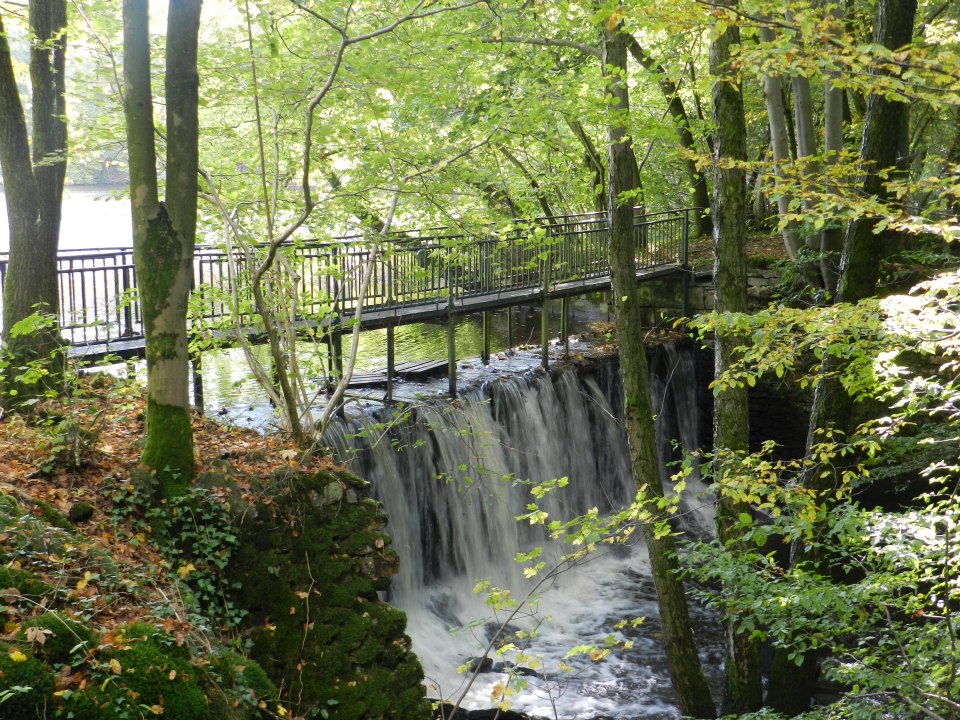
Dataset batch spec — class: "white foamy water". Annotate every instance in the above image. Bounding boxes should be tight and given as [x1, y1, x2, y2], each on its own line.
[326, 349, 722, 719]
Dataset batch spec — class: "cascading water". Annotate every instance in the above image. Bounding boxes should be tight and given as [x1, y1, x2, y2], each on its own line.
[325, 342, 722, 719]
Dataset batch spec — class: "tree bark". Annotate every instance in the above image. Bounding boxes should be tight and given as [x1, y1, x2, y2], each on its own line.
[709, 4, 763, 713]
[603, 16, 716, 720]
[839, 0, 917, 302]
[759, 27, 804, 259]
[820, 11, 844, 296]
[567, 118, 607, 214]
[0, 1, 67, 393]
[123, 0, 202, 494]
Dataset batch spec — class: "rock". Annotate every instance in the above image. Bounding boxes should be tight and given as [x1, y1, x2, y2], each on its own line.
[229, 469, 430, 719]
[67, 502, 95, 523]
[322, 481, 344, 505]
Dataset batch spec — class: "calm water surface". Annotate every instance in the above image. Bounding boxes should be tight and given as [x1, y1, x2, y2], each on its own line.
[0, 185, 131, 252]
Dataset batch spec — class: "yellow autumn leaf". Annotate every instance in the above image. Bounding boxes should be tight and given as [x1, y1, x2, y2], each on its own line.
[589, 648, 611, 662]
[176, 564, 196, 580]
[8, 649, 28, 662]
[168, 669, 177, 680]
[277, 706, 289, 718]
[109, 658, 122, 675]
[607, 8, 623, 31]
[148, 704, 165, 715]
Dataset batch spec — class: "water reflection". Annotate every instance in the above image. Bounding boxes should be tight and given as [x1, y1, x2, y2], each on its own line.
[200, 299, 611, 429]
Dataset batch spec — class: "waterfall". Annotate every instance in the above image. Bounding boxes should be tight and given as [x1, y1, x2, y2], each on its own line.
[325, 343, 720, 719]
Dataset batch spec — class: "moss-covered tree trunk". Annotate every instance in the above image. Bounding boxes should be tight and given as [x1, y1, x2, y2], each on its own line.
[122, 0, 201, 495]
[603, 15, 715, 719]
[708, 4, 763, 711]
[0, 1, 67, 395]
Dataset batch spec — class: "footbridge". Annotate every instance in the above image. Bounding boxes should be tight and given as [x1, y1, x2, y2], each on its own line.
[0, 207, 695, 397]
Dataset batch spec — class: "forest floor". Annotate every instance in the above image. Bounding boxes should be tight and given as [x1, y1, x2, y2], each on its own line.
[0, 375, 328, 635]
[687, 231, 791, 270]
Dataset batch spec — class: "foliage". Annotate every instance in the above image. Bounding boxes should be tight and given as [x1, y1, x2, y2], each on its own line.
[683, 268, 960, 719]
[107, 480, 246, 630]
[0, 642, 55, 719]
[0, 311, 66, 407]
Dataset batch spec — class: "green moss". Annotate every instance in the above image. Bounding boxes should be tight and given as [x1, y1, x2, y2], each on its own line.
[138, 204, 182, 322]
[0, 643, 55, 719]
[68, 501, 95, 523]
[0, 566, 55, 601]
[56, 685, 124, 720]
[97, 623, 211, 720]
[141, 397, 195, 495]
[207, 650, 278, 720]
[228, 469, 431, 720]
[147, 331, 181, 363]
[29, 497, 74, 530]
[17, 611, 97, 665]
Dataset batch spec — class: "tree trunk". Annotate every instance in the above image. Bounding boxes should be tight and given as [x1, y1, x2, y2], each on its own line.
[709, 4, 763, 713]
[603, 16, 716, 719]
[567, 118, 606, 214]
[123, 0, 202, 495]
[820, 13, 844, 296]
[759, 27, 804, 259]
[839, 0, 917, 303]
[0, 1, 67, 394]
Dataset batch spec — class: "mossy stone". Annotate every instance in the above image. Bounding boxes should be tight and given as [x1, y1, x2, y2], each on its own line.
[0, 643, 56, 719]
[229, 469, 431, 720]
[0, 566, 55, 601]
[207, 650, 278, 719]
[68, 501, 95, 523]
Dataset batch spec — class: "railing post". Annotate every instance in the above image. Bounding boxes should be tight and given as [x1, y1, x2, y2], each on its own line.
[123, 261, 135, 338]
[481, 311, 490, 366]
[681, 209, 691, 317]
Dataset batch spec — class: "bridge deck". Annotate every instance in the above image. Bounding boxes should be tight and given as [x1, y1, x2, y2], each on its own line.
[5, 208, 694, 365]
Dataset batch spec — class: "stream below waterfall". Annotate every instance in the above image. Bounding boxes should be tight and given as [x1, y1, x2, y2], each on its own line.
[322, 345, 724, 719]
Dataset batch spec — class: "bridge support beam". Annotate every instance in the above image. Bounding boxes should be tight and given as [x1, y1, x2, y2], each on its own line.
[561, 296, 570, 358]
[507, 306, 513, 350]
[481, 311, 490, 366]
[447, 297, 457, 398]
[541, 300, 549, 370]
[386, 324, 395, 402]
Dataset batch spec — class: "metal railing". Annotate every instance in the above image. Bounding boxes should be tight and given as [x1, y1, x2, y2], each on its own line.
[0, 208, 693, 349]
